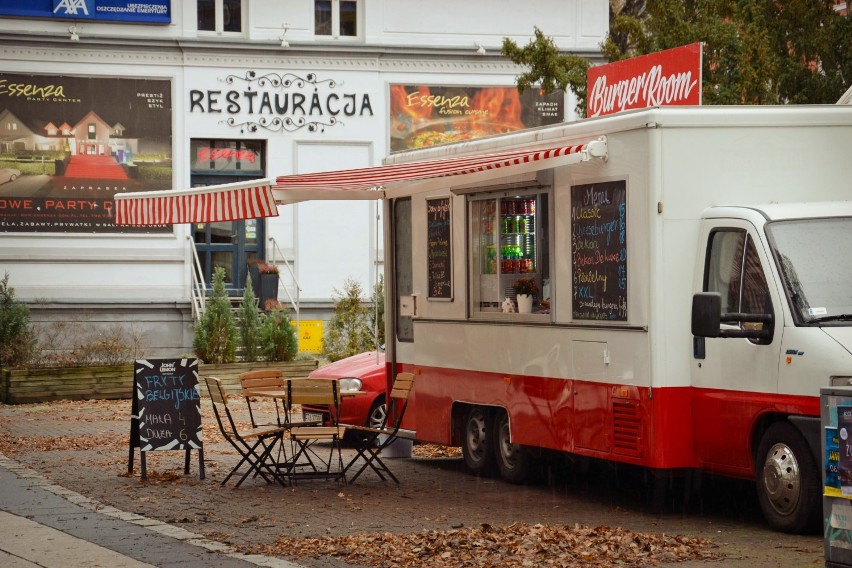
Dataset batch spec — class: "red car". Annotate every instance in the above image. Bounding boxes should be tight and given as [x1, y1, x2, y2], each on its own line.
[302, 350, 388, 431]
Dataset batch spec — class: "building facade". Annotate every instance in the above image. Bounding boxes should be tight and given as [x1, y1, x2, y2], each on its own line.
[0, 0, 607, 358]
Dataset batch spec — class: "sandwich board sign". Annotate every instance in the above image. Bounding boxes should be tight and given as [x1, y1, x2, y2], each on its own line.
[128, 358, 204, 480]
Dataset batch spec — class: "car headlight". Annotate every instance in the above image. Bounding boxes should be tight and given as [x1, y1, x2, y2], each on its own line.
[338, 378, 363, 392]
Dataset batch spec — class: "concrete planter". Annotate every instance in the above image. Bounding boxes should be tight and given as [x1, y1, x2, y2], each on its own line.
[0, 359, 318, 404]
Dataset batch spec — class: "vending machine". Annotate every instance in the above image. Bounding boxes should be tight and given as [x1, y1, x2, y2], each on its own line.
[822, 386, 852, 567]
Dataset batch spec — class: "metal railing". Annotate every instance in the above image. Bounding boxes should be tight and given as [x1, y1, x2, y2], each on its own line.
[268, 236, 301, 333]
[187, 236, 207, 322]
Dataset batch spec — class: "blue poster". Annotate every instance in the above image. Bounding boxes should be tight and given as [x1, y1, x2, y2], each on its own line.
[0, 1, 170, 24]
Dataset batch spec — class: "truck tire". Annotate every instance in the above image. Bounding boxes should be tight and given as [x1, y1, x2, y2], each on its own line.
[495, 410, 531, 484]
[462, 406, 496, 476]
[756, 421, 820, 533]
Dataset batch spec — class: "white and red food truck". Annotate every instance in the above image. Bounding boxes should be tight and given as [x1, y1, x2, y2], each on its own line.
[379, 105, 852, 533]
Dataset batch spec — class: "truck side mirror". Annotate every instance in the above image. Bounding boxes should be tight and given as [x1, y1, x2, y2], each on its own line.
[692, 293, 721, 338]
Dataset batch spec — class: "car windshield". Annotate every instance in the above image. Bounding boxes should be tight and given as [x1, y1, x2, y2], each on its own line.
[767, 217, 852, 325]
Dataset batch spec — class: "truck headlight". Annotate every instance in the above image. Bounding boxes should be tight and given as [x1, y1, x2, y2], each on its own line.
[831, 376, 852, 386]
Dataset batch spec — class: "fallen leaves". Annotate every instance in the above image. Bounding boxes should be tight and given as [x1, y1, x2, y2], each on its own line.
[249, 522, 720, 567]
[413, 444, 462, 458]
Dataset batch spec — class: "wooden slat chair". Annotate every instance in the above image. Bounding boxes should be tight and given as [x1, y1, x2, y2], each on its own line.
[239, 369, 286, 428]
[204, 376, 288, 488]
[341, 372, 415, 484]
[284, 378, 347, 483]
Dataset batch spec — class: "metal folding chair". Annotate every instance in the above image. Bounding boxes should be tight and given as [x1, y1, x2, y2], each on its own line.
[342, 372, 415, 484]
[205, 376, 288, 488]
[284, 378, 346, 484]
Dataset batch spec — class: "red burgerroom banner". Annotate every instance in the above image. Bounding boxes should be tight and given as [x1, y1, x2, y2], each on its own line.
[587, 43, 702, 118]
[0, 73, 172, 233]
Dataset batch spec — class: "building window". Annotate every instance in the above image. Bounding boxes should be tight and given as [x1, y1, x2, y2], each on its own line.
[315, 0, 358, 38]
[198, 0, 243, 34]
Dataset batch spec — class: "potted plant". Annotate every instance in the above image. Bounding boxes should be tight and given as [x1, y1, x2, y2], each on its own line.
[512, 277, 539, 314]
[258, 263, 279, 309]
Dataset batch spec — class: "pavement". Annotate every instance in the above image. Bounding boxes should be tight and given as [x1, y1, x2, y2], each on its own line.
[0, 453, 303, 568]
[0, 398, 827, 567]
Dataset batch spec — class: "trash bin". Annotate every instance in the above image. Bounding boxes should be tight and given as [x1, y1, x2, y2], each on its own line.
[821, 386, 852, 566]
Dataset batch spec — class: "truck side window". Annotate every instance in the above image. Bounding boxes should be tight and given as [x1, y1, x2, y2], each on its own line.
[706, 229, 772, 341]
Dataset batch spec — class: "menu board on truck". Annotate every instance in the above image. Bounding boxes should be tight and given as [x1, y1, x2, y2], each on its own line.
[571, 180, 627, 321]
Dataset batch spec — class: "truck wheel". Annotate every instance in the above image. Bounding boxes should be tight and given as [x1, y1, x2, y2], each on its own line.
[462, 406, 495, 476]
[495, 410, 530, 484]
[756, 421, 820, 533]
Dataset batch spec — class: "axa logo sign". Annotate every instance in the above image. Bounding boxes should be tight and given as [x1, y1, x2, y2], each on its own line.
[54, 0, 90, 16]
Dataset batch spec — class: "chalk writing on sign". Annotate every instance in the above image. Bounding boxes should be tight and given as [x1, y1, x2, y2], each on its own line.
[571, 180, 627, 321]
[133, 359, 203, 451]
[427, 197, 453, 300]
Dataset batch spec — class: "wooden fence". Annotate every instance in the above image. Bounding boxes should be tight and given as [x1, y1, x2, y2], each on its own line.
[0, 360, 319, 404]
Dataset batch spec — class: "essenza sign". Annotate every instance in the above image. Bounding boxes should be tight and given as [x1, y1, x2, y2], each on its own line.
[587, 43, 702, 118]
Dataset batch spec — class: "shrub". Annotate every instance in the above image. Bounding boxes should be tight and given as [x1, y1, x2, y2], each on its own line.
[194, 267, 237, 364]
[30, 321, 145, 367]
[0, 272, 36, 368]
[322, 278, 374, 362]
[369, 274, 385, 348]
[261, 303, 298, 362]
[237, 274, 263, 362]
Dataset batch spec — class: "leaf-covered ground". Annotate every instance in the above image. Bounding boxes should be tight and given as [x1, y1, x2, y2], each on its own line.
[252, 522, 719, 567]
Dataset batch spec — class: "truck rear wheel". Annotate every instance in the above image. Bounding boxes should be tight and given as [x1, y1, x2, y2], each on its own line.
[495, 410, 531, 484]
[462, 406, 496, 476]
[756, 421, 820, 533]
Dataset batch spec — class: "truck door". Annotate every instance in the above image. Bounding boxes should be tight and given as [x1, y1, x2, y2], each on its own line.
[691, 221, 781, 473]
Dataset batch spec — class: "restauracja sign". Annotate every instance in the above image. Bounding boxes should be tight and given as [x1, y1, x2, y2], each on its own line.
[586, 43, 702, 117]
[189, 70, 374, 133]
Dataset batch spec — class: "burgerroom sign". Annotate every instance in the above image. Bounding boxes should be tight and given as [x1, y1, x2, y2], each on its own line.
[586, 43, 702, 118]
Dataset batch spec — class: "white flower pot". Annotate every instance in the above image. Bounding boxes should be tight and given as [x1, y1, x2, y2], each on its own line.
[516, 294, 533, 314]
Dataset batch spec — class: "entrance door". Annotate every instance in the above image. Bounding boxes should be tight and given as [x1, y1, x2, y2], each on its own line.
[191, 175, 265, 294]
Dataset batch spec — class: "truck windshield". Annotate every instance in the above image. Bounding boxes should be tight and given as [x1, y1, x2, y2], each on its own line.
[767, 217, 852, 325]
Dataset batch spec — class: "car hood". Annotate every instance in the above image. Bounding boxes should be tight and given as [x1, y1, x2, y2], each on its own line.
[309, 351, 385, 379]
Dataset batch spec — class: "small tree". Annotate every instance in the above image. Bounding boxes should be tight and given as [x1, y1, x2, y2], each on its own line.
[322, 278, 374, 362]
[237, 274, 263, 362]
[0, 272, 36, 368]
[193, 267, 237, 364]
[369, 274, 385, 349]
[261, 303, 298, 362]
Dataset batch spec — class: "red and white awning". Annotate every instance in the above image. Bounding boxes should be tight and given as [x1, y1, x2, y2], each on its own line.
[114, 178, 278, 226]
[114, 137, 607, 225]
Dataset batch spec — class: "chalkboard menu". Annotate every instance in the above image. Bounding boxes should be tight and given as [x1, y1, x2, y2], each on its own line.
[571, 180, 627, 321]
[128, 358, 204, 479]
[426, 197, 453, 300]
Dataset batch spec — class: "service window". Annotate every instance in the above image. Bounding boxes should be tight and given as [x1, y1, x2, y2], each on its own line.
[469, 188, 550, 316]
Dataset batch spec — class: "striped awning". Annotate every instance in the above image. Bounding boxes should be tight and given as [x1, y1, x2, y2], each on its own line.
[271, 138, 607, 205]
[114, 137, 607, 225]
[114, 178, 278, 226]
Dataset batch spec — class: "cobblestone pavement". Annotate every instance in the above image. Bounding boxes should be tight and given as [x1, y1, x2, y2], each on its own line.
[0, 399, 824, 567]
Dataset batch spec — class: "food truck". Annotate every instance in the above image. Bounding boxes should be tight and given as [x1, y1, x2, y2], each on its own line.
[114, 104, 852, 533]
[378, 105, 852, 534]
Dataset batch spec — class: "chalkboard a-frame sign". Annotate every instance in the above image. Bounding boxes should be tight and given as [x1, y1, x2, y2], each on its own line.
[128, 358, 205, 480]
[426, 196, 453, 300]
